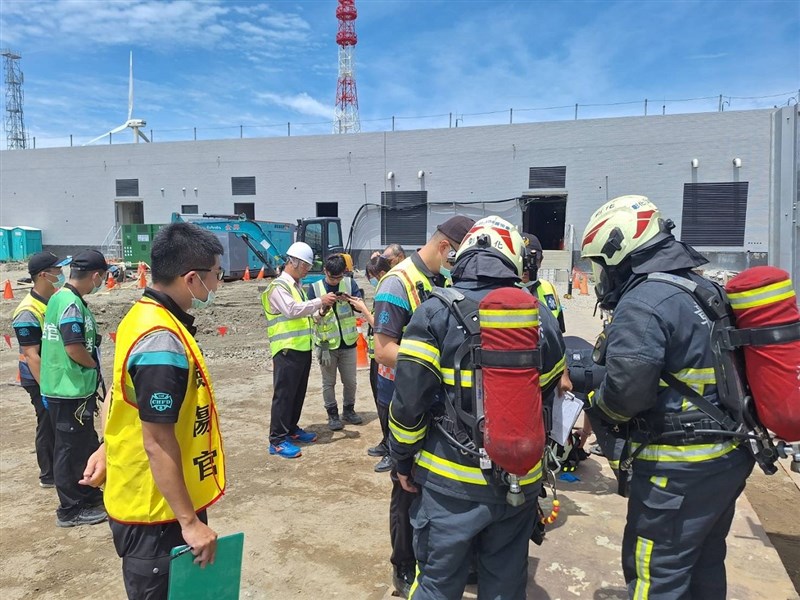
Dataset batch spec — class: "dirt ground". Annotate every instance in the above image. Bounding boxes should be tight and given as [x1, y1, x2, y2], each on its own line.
[0, 263, 797, 599]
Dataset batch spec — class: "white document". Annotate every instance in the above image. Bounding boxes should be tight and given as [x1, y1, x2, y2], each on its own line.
[550, 391, 583, 446]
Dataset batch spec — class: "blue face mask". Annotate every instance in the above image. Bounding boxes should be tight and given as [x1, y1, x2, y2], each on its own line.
[89, 274, 103, 295]
[439, 265, 451, 280]
[46, 272, 65, 289]
[190, 278, 216, 310]
[369, 277, 379, 288]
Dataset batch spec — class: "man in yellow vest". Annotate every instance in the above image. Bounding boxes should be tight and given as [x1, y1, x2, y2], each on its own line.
[262, 242, 336, 459]
[521, 232, 566, 332]
[102, 223, 226, 599]
[308, 253, 365, 431]
[12, 251, 71, 489]
[373, 215, 474, 597]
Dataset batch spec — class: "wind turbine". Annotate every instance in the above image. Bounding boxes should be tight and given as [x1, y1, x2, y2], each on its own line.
[85, 52, 150, 145]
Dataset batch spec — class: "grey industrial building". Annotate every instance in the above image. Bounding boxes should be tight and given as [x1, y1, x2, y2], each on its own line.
[1, 106, 797, 282]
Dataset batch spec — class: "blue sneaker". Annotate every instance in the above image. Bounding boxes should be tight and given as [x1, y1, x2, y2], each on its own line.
[269, 440, 302, 459]
[289, 428, 318, 443]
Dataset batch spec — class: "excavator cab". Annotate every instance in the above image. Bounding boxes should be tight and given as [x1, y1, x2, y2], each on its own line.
[297, 217, 352, 284]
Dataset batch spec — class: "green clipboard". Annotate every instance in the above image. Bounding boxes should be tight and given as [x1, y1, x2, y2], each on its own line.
[168, 532, 244, 600]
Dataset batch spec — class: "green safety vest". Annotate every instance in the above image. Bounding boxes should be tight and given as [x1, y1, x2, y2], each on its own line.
[262, 278, 313, 354]
[40, 287, 99, 399]
[311, 278, 359, 349]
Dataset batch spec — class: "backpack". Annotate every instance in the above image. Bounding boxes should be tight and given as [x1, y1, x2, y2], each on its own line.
[624, 268, 800, 476]
[429, 286, 544, 507]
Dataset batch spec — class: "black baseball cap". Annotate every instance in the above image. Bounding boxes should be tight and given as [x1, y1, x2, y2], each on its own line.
[71, 249, 109, 272]
[437, 216, 476, 245]
[520, 233, 543, 253]
[28, 252, 71, 277]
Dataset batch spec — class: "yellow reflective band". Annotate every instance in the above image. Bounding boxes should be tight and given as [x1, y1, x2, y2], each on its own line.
[728, 279, 796, 310]
[608, 459, 620, 469]
[596, 393, 629, 423]
[407, 564, 421, 599]
[440, 367, 474, 388]
[630, 440, 738, 462]
[415, 451, 542, 486]
[389, 420, 428, 445]
[388, 405, 428, 445]
[398, 339, 441, 371]
[540, 355, 566, 388]
[479, 308, 539, 329]
[633, 536, 653, 600]
[649, 476, 668, 489]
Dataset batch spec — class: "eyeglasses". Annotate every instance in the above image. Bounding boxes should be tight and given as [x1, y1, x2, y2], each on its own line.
[183, 268, 225, 281]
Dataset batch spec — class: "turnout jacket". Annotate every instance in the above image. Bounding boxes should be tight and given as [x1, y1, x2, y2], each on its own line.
[389, 281, 566, 504]
[592, 270, 740, 472]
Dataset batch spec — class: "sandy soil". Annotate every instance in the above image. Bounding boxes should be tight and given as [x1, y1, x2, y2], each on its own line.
[0, 264, 797, 599]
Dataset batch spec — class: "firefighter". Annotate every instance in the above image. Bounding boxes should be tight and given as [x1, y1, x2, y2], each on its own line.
[520, 232, 565, 332]
[372, 215, 475, 597]
[581, 195, 755, 600]
[389, 216, 570, 599]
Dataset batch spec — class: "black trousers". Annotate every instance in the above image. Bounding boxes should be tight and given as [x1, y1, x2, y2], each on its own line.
[23, 385, 55, 484]
[269, 349, 312, 445]
[110, 511, 208, 600]
[389, 470, 416, 570]
[48, 396, 103, 518]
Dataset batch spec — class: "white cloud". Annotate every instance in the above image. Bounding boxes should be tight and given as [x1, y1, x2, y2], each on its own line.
[256, 92, 332, 120]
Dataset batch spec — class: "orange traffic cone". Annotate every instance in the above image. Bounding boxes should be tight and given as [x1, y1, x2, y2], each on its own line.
[579, 273, 589, 295]
[256, 267, 265, 280]
[572, 270, 581, 290]
[356, 332, 369, 370]
[3, 279, 14, 300]
[243, 267, 251, 281]
[106, 272, 116, 290]
[137, 270, 147, 289]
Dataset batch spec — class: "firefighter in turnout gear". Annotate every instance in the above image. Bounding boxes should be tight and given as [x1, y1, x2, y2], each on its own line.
[389, 216, 570, 599]
[581, 195, 755, 600]
[373, 215, 475, 597]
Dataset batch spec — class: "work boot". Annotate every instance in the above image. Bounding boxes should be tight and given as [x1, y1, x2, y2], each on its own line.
[367, 442, 388, 457]
[392, 565, 414, 598]
[342, 406, 363, 425]
[328, 411, 343, 431]
[374, 455, 394, 473]
[56, 506, 108, 528]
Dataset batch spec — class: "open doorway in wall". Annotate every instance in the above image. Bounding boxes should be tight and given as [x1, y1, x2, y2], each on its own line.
[115, 201, 144, 226]
[522, 196, 567, 249]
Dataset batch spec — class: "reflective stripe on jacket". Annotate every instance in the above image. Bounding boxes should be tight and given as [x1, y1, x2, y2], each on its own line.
[262, 279, 313, 354]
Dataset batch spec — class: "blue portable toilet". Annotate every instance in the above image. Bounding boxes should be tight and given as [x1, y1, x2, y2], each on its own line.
[0, 227, 12, 261]
[11, 226, 43, 260]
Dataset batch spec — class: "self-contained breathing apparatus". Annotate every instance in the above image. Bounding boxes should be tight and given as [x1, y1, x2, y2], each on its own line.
[429, 286, 545, 508]
[591, 268, 800, 496]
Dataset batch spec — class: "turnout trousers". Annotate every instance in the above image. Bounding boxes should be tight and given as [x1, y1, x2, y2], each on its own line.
[48, 396, 103, 518]
[269, 349, 313, 445]
[622, 446, 754, 600]
[408, 485, 540, 600]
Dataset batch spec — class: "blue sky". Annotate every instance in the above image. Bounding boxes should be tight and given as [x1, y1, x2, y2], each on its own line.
[1, 0, 798, 148]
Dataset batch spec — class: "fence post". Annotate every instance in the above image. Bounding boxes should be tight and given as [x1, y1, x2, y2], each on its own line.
[509, 108, 513, 124]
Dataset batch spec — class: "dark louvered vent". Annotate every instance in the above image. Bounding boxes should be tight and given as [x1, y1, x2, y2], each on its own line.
[381, 191, 427, 246]
[231, 176, 256, 196]
[681, 182, 748, 246]
[528, 166, 566, 189]
[115, 179, 139, 197]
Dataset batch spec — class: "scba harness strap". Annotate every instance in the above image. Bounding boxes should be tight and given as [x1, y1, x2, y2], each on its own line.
[619, 272, 785, 476]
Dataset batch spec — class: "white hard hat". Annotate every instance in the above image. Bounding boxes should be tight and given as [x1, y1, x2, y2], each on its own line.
[286, 241, 314, 265]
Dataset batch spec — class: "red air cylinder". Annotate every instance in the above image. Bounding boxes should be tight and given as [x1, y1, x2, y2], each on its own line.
[726, 266, 800, 441]
[479, 287, 545, 475]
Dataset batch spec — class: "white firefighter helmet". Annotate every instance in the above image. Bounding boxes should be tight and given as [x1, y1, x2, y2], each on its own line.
[455, 215, 525, 277]
[581, 195, 664, 270]
[286, 241, 314, 265]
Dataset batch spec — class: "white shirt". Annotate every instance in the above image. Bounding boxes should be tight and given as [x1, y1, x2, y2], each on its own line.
[268, 270, 322, 318]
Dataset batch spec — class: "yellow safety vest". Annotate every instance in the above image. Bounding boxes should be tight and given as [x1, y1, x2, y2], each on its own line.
[12, 292, 47, 379]
[536, 279, 563, 321]
[384, 256, 435, 317]
[262, 278, 313, 354]
[311, 278, 359, 349]
[104, 298, 226, 524]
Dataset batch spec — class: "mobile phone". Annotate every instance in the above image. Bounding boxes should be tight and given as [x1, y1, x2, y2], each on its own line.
[335, 291, 347, 297]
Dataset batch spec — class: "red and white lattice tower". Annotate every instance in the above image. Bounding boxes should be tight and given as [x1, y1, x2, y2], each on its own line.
[333, 0, 360, 134]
